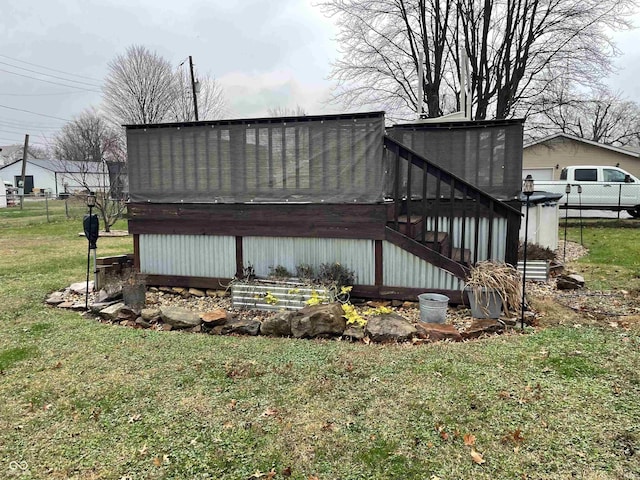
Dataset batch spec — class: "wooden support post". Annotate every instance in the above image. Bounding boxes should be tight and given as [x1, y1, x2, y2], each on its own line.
[19, 134, 29, 210]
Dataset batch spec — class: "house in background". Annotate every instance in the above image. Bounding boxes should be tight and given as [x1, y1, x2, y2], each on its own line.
[126, 111, 523, 302]
[0, 158, 110, 196]
[523, 133, 640, 181]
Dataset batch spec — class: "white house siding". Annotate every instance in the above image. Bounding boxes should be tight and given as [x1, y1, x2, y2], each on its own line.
[383, 241, 464, 290]
[0, 162, 56, 192]
[242, 237, 376, 285]
[139, 234, 236, 278]
[0, 160, 109, 195]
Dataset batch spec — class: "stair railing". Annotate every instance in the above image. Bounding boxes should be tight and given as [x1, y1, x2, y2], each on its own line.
[384, 136, 522, 268]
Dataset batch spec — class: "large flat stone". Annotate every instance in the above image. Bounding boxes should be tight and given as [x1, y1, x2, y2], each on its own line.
[221, 318, 261, 336]
[365, 313, 417, 343]
[200, 309, 229, 326]
[290, 303, 346, 338]
[160, 307, 202, 329]
[461, 319, 504, 339]
[415, 323, 462, 342]
[99, 302, 126, 321]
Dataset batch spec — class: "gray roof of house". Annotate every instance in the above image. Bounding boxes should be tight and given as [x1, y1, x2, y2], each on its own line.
[0, 158, 107, 174]
[524, 133, 640, 158]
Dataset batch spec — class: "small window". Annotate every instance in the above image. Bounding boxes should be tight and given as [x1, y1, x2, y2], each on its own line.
[574, 169, 597, 182]
[559, 168, 567, 180]
[603, 168, 626, 182]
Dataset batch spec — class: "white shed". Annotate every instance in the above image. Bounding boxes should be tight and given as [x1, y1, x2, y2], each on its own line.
[0, 158, 110, 196]
[0, 175, 7, 208]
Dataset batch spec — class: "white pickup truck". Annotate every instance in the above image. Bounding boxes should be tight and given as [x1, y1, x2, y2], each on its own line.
[533, 165, 640, 218]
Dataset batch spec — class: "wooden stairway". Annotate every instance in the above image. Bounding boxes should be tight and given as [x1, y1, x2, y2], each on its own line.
[390, 215, 471, 265]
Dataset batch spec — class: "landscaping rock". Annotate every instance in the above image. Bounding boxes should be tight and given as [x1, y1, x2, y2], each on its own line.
[260, 311, 294, 336]
[57, 301, 75, 309]
[343, 324, 365, 341]
[461, 319, 504, 339]
[221, 317, 261, 336]
[117, 307, 139, 322]
[160, 307, 202, 329]
[135, 317, 151, 328]
[188, 288, 205, 297]
[141, 308, 161, 322]
[200, 309, 229, 326]
[99, 302, 126, 321]
[70, 281, 93, 294]
[290, 303, 346, 338]
[97, 284, 122, 303]
[46, 292, 65, 305]
[365, 313, 417, 343]
[556, 274, 585, 290]
[89, 301, 119, 313]
[159, 286, 173, 293]
[415, 322, 462, 342]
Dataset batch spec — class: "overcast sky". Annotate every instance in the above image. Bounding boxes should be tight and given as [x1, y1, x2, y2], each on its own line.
[1, 0, 639, 150]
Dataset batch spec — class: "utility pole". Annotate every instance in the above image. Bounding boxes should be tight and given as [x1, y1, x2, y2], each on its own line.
[188, 56, 199, 121]
[19, 134, 29, 210]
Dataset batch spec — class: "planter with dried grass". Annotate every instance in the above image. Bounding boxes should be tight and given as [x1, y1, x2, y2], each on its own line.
[464, 261, 522, 319]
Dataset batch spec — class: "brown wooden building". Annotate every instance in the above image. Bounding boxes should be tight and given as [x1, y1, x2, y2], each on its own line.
[126, 112, 523, 303]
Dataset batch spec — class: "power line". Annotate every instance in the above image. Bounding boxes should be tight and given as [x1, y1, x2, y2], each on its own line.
[0, 104, 69, 122]
[0, 136, 48, 146]
[0, 53, 103, 83]
[0, 68, 102, 93]
[0, 60, 102, 88]
[0, 128, 49, 138]
[0, 91, 87, 97]
[0, 119, 61, 131]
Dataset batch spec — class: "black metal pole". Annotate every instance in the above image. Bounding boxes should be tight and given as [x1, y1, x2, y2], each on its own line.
[578, 186, 583, 246]
[521, 197, 530, 330]
[85, 204, 93, 309]
[563, 199, 569, 263]
[618, 184, 622, 220]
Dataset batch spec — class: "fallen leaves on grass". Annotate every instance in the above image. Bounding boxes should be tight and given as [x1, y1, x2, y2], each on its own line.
[152, 455, 170, 467]
[463, 433, 476, 446]
[502, 429, 525, 445]
[248, 469, 276, 479]
[128, 413, 142, 423]
[261, 407, 278, 417]
[470, 449, 485, 465]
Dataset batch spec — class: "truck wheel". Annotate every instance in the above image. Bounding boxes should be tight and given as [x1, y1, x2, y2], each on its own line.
[627, 207, 640, 218]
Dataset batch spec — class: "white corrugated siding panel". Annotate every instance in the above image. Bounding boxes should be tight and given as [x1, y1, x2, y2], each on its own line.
[383, 241, 464, 290]
[423, 216, 507, 262]
[243, 237, 375, 285]
[139, 234, 236, 277]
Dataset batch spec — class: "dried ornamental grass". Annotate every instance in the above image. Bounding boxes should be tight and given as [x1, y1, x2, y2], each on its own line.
[465, 261, 522, 315]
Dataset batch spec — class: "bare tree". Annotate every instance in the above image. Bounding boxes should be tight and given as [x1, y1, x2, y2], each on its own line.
[318, 0, 637, 120]
[320, 0, 453, 120]
[103, 45, 226, 125]
[528, 85, 640, 146]
[103, 45, 176, 125]
[169, 67, 226, 121]
[267, 105, 307, 117]
[54, 110, 126, 231]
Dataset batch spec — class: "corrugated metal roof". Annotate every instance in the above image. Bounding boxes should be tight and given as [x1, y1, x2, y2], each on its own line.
[0, 158, 109, 174]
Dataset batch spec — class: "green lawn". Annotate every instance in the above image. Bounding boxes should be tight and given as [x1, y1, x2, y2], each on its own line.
[0, 211, 639, 479]
[566, 221, 640, 291]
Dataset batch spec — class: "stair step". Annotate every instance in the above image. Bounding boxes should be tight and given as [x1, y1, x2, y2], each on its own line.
[451, 248, 472, 264]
